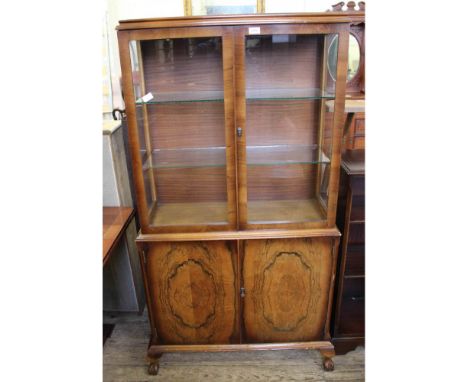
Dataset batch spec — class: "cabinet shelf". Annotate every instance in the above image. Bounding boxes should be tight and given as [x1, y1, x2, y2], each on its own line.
[246, 88, 334, 101]
[135, 88, 334, 105]
[248, 199, 326, 224]
[142, 145, 330, 169]
[150, 201, 228, 226]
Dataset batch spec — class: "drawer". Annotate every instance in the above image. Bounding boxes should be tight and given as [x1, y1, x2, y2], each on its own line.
[353, 136, 365, 150]
[354, 115, 365, 134]
[350, 195, 365, 221]
[344, 244, 365, 276]
[338, 277, 365, 336]
[348, 222, 365, 245]
[350, 175, 364, 196]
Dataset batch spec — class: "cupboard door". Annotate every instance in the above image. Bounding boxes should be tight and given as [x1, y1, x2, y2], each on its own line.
[120, 27, 236, 232]
[242, 238, 335, 342]
[146, 241, 238, 344]
[234, 25, 349, 229]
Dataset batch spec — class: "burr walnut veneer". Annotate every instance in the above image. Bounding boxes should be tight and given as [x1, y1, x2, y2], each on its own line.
[116, 11, 362, 375]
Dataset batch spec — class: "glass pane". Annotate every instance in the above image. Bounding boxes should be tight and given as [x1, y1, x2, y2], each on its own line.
[129, 37, 228, 227]
[245, 34, 337, 225]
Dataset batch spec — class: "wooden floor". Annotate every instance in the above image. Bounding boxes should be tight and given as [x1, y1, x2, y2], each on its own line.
[103, 312, 364, 382]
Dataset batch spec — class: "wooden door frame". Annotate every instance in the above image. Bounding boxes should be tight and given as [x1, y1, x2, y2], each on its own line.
[233, 23, 350, 230]
[117, 26, 238, 233]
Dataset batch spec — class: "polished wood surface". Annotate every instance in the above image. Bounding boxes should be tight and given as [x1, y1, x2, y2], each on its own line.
[117, 13, 365, 30]
[146, 241, 238, 344]
[150, 201, 227, 226]
[117, 13, 357, 373]
[242, 238, 335, 342]
[332, 149, 365, 354]
[103, 207, 134, 265]
[248, 199, 324, 223]
[137, 227, 340, 242]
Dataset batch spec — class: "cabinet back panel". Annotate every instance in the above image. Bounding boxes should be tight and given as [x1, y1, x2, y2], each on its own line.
[247, 164, 317, 201]
[153, 167, 227, 203]
[246, 100, 319, 147]
[146, 103, 226, 150]
[141, 38, 224, 93]
[245, 35, 323, 91]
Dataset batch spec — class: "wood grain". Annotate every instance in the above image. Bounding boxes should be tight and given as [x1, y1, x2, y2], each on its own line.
[247, 199, 325, 224]
[103, 207, 134, 265]
[136, 227, 341, 242]
[150, 201, 228, 226]
[146, 241, 238, 344]
[242, 238, 334, 342]
[117, 13, 365, 30]
[153, 167, 227, 204]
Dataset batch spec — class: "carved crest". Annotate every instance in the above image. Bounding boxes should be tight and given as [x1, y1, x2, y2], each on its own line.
[329, 1, 365, 11]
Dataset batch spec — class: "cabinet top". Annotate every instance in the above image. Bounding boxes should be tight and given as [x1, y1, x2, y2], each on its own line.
[117, 12, 365, 30]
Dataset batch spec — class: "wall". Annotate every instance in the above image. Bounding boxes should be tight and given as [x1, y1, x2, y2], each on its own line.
[104, 0, 184, 114]
[103, 0, 368, 114]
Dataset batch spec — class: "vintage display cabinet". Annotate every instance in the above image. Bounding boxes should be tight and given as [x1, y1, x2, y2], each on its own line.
[117, 11, 361, 375]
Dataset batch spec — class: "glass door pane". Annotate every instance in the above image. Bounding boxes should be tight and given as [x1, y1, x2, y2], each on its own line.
[129, 37, 229, 227]
[244, 33, 337, 225]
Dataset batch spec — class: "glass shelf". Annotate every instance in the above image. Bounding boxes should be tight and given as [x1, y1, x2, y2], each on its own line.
[136, 90, 224, 104]
[246, 88, 335, 101]
[143, 147, 226, 169]
[135, 88, 334, 105]
[247, 145, 329, 166]
[141, 145, 330, 169]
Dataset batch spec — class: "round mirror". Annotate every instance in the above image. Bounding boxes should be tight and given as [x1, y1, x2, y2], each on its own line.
[327, 34, 361, 82]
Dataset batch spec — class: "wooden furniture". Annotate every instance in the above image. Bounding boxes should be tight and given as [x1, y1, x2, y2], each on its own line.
[332, 149, 365, 354]
[103, 207, 134, 265]
[103, 120, 145, 313]
[116, 12, 362, 375]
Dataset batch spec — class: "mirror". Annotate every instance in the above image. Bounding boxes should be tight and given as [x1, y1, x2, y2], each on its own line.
[327, 34, 360, 82]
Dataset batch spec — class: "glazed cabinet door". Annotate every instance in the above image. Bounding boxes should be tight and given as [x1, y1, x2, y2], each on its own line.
[144, 241, 238, 344]
[241, 237, 337, 342]
[234, 24, 349, 229]
[118, 27, 236, 233]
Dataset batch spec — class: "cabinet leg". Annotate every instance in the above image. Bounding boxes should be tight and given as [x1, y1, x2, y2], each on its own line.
[147, 353, 162, 376]
[320, 347, 335, 372]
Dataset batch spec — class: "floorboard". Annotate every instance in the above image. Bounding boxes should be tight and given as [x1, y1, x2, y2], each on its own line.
[103, 311, 364, 381]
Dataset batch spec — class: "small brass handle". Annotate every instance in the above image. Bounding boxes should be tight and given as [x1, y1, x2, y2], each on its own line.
[237, 127, 243, 137]
[240, 287, 246, 298]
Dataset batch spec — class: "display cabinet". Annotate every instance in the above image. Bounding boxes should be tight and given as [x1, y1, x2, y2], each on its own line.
[117, 11, 360, 375]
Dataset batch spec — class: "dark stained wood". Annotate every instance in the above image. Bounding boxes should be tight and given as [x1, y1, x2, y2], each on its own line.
[117, 13, 365, 30]
[344, 112, 365, 150]
[147, 103, 226, 150]
[332, 149, 365, 354]
[242, 238, 335, 343]
[148, 340, 334, 355]
[246, 101, 320, 147]
[245, 35, 324, 92]
[145, 241, 238, 344]
[247, 164, 317, 201]
[103, 207, 135, 265]
[153, 167, 227, 203]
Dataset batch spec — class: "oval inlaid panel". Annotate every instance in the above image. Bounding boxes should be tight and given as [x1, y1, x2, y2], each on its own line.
[168, 259, 216, 328]
[262, 252, 311, 331]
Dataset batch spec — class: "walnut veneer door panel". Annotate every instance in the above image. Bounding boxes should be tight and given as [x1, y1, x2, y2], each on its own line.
[242, 238, 334, 342]
[146, 241, 238, 344]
